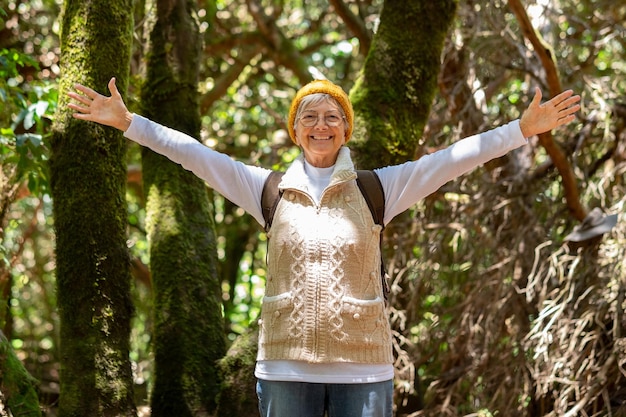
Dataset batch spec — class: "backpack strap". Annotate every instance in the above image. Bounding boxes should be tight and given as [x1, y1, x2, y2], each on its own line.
[355, 170, 389, 300]
[355, 170, 385, 227]
[261, 171, 285, 233]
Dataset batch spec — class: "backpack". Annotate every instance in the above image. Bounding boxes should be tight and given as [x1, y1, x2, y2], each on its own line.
[260, 170, 390, 299]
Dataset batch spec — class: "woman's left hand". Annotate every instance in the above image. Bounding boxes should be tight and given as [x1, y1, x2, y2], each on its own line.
[519, 87, 581, 137]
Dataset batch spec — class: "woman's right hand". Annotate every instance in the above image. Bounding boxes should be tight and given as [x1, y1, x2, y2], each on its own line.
[68, 77, 134, 131]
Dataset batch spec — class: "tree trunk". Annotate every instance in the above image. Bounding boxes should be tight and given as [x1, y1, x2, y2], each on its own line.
[51, 1, 135, 416]
[350, 0, 458, 168]
[140, 0, 226, 415]
[216, 323, 259, 417]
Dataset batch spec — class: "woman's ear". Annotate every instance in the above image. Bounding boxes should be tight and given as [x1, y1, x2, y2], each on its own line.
[293, 127, 299, 146]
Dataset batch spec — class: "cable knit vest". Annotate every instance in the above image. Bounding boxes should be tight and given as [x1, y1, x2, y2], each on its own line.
[257, 147, 393, 364]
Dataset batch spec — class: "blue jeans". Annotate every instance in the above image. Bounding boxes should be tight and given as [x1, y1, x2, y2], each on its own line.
[256, 379, 394, 417]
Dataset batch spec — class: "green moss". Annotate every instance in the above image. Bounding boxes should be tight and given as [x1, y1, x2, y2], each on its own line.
[139, 1, 226, 416]
[143, 150, 225, 417]
[0, 331, 41, 417]
[216, 325, 259, 417]
[51, 0, 136, 415]
[350, 0, 458, 168]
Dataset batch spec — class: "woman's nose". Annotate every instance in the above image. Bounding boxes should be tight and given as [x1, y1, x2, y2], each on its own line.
[314, 116, 328, 127]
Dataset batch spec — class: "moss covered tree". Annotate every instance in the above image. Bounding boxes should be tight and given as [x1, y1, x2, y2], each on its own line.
[0, 330, 41, 416]
[350, 0, 458, 168]
[140, 0, 226, 415]
[50, 0, 135, 415]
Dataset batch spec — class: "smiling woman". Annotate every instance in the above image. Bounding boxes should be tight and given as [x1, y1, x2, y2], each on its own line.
[286, 80, 354, 167]
[67, 76, 579, 417]
[293, 100, 347, 168]
[288, 79, 355, 142]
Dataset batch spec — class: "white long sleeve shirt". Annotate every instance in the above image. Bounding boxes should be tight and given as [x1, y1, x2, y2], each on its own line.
[124, 115, 528, 383]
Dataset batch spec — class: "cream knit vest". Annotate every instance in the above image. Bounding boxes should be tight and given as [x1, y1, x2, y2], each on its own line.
[257, 148, 393, 364]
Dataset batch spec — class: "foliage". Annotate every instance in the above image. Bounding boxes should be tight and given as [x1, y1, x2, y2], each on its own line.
[0, 25, 63, 411]
[0, 48, 55, 197]
[0, 0, 62, 80]
[0, 51, 56, 405]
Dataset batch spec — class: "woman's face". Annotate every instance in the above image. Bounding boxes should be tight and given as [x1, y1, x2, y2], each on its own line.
[294, 99, 347, 168]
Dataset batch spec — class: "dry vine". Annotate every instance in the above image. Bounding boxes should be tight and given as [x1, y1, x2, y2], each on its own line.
[388, 190, 625, 417]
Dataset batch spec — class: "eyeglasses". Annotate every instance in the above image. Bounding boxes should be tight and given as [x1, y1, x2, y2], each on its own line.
[298, 112, 345, 127]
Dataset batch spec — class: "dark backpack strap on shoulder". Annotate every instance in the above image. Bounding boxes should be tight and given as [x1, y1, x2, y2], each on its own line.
[355, 170, 390, 300]
[261, 171, 285, 232]
[355, 170, 385, 227]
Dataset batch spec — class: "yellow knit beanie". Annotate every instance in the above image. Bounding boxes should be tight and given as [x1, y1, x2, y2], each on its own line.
[287, 79, 354, 144]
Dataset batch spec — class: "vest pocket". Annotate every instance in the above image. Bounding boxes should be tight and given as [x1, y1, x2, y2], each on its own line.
[259, 292, 295, 347]
[340, 296, 386, 345]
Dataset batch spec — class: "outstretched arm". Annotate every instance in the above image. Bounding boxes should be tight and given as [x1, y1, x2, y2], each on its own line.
[67, 77, 134, 131]
[519, 87, 581, 138]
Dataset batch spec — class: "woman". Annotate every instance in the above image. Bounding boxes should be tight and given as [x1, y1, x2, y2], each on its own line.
[68, 78, 580, 417]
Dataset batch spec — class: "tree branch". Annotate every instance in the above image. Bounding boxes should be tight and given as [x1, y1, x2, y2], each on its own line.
[329, 0, 371, 55]
[507, 0, 561, 94]
[200, 47, 260, 114]
[508, 0, 586, 220]
[245, 0, 312, 83]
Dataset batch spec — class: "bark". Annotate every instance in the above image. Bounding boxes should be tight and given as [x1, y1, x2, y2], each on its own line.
[140, 0, 226, 415]
[350, 0, 458, 169]
[50, 0, 135, 416]
[215, 324, 259, 417]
